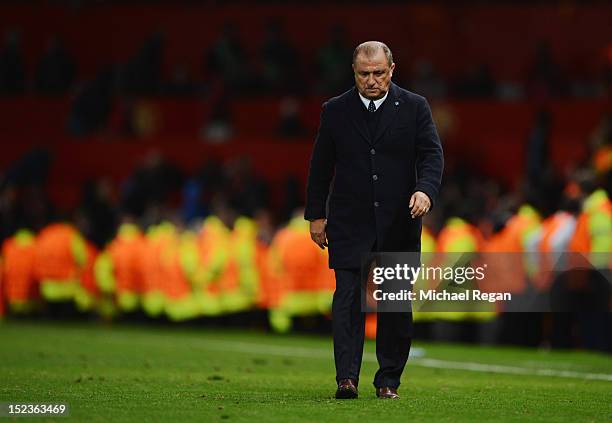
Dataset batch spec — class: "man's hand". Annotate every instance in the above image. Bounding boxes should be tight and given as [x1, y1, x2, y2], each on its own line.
[309, 218, 328, 249]
[409, 191, 431, 218]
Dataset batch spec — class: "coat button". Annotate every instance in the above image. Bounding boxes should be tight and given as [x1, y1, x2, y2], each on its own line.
[374, 201, 380, 207]
[372, 174, 378, 181]
[370, 148, 376, 155]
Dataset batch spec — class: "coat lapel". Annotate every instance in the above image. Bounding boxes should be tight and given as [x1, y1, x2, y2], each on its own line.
[372, 83, 401, 145]
[347, 87, 372, 145]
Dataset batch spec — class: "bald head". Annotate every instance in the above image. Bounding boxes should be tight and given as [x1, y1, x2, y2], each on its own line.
[352, 41, 393, 67]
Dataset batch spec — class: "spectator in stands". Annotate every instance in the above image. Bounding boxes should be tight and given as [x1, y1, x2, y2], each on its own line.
[524, 110, 563, 216]
[601, 44, 612, 97]
[0, 184, 52, 244]
[603, 62, 612, 98]
[197, 159, 226, 201]
[121, 152, 183, 219]
[590, 112, 612, 152]
[525, 110, 552, 186]
[259, 20, 299, 94]
[280, 175, 302, 225]
[0, 149, 53, 243]
[436, 164, 504, 236]
[527, 41, 565, 98]
[276, 96, 307, 138]
[35, 36, 76, 95]
[410, 60, 447, 99]
[163, 65, 200, 96]
[315, 25, 353, 95]
[20, 185, 54, 235]
[0, 182, 19, 243]
[181, 160, 226, 224]
[106, 97, 136, 137]
[201, 96, 234, 143]
[120, 32, 164, 95]
[588, 113, 612, 178]
[0, 30, 25, 94]
[207, 23, 249, 94]
[67, 68, 114, 136]
[254, 208, 275, 245]
[77, 179, 117, 248]
[181, 178, 206, 225]
[223, 157, 269, 217]
[453, 64, 496, 98]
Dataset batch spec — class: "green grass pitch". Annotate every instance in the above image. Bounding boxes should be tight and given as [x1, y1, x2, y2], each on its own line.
[1, 321, 610, 422]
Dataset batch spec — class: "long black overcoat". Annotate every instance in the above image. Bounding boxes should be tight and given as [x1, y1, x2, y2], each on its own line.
[305, 82, 444, 269]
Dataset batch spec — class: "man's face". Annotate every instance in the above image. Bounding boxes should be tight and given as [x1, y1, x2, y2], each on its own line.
[353, 49, 395, 100]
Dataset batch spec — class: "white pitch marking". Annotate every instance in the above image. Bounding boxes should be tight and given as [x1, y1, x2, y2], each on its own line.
[198, 339, 612, 382]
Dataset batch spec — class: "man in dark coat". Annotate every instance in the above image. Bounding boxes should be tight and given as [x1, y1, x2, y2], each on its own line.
[305, 41, 443, 399]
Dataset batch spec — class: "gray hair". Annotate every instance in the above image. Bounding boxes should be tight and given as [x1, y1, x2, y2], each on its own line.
[353, 41, 393, 66]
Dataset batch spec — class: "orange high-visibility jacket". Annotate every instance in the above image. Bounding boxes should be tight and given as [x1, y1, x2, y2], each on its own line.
[35, 223, 85, 281]
[569, 190, 612, 254]
[158, 227, 193, 302]
[268, 218, 333, 300]
[1, 230, 38, 306]
[141, 226, 169, 297]
[534, 211, 577, 290]
[481, 206, 541, 294]
[254, 240, 272, 309]
[108, 224, 146, 297]
[0, 256, 5, 317]
[196, 216, 231, 296]
[437, 217, 484, 253]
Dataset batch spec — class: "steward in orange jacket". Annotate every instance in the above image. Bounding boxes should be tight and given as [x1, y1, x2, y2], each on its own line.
[1, 229, 39, 313]
[569, 189, 611, 268]
[482, 205, 541, 295]
[95, 222, 145, 313]
[435, 217, 492, 322]
[267, 214, 335, 333]
[35, 223, 88, 303]
[0, 257, 4, 319]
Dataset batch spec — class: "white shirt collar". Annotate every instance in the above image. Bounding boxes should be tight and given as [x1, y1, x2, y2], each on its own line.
[358, 90, 389, 112]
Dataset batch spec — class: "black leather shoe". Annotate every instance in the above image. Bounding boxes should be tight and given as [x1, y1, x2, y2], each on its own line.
[335, 378, 358, 399]
[376, 387, 400, 399]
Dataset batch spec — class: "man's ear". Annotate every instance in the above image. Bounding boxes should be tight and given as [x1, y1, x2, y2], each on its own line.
[390, 62, 395, 77]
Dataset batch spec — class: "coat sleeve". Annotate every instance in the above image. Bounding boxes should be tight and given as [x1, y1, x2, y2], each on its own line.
[414, 96, 444, 209]
[304, 102, 336, 221]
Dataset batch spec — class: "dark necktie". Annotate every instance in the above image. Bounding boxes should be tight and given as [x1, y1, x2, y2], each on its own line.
[368, 100, 376, 113]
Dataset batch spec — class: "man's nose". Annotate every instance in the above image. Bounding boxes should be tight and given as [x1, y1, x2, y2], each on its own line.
[367, 74, 376, 86]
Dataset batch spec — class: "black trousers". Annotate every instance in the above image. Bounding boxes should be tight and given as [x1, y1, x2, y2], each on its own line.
[333, 268, 413, 389]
